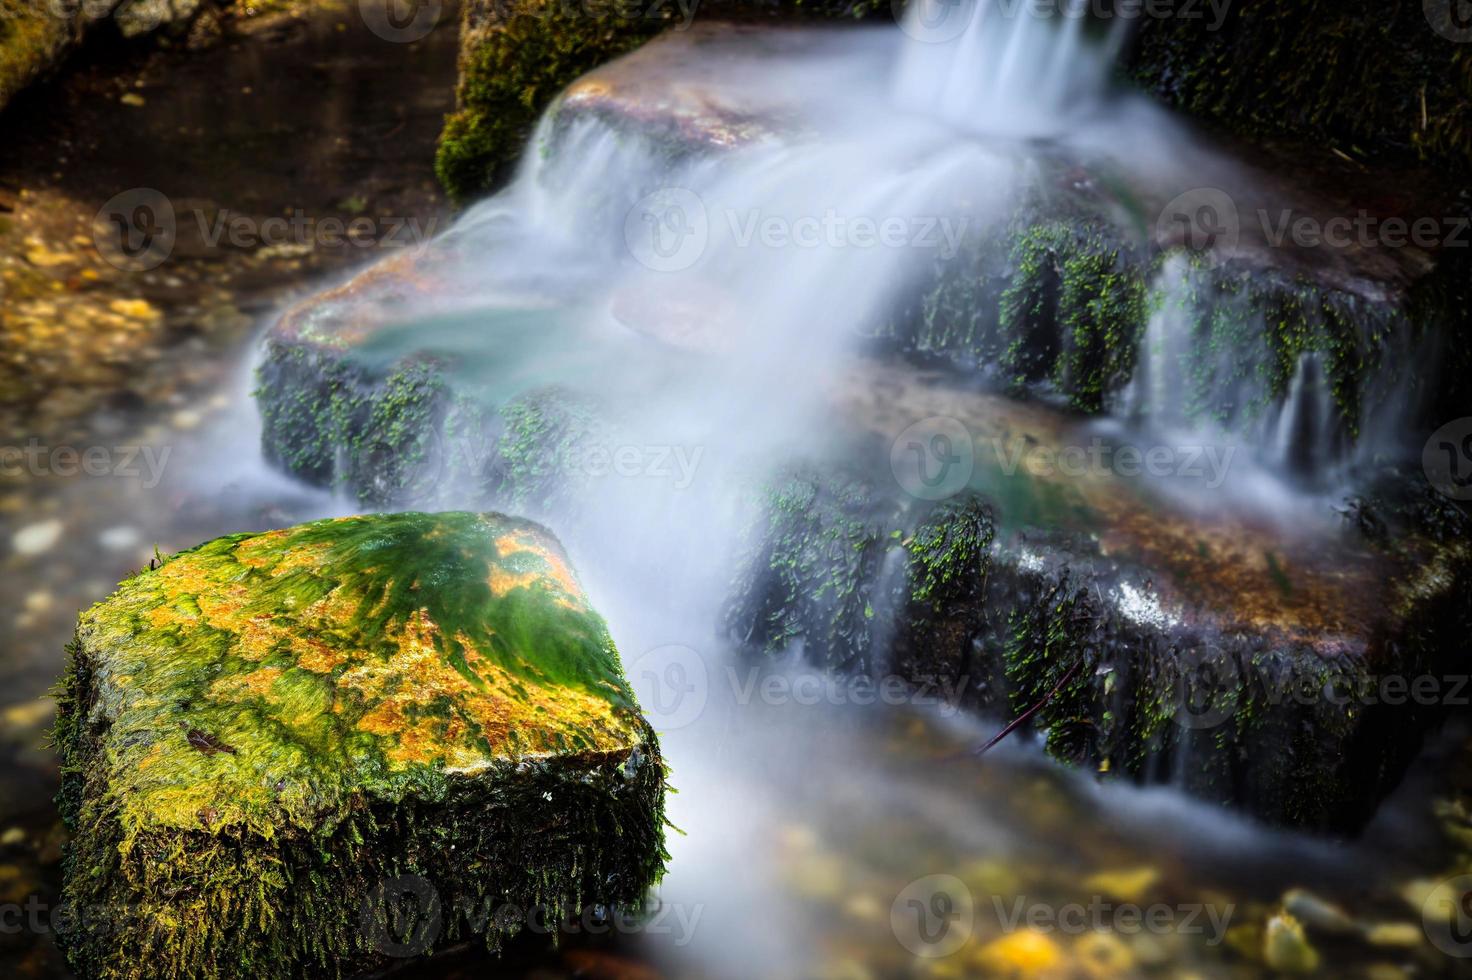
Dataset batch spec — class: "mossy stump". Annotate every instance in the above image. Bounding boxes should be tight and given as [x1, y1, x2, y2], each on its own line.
[53, 511, 665, 980]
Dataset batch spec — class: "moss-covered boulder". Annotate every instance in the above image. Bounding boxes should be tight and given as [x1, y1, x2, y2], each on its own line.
[723, 364, 1472, 831]
[53, 511, 665, 980]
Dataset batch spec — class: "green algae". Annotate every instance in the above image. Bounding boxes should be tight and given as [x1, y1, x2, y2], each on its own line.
[54, 512, 666, 979]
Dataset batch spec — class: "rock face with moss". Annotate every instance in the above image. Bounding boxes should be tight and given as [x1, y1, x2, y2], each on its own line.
[1128, 0, 1472, 176]
[724, 363, 1472, 831]
[436, 1, 881, 200]
[54, 511, 665, 980]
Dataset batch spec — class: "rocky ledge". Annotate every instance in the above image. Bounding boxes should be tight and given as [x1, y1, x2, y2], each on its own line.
[53, 511, 665, 979]
[726, 358, 1472, 832]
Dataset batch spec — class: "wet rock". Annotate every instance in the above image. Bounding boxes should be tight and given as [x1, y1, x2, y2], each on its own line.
[0, 0, 82, 112]
[1282, 888, 1359, 936]
[54, 511, 666, 979]
[1074, 931, 1134, 978]
[721, 427, 1472, 830]
[11, 519, 62, 556]
[1083, 868, 1160, 904]
[973, 930, 1066, 977]
[1263, 913, 1321, 973]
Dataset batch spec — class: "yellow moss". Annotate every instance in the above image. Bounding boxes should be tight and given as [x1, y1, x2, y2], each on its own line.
[72, 512, 647, 839]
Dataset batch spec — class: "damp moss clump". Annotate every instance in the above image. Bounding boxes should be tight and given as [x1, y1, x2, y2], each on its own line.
[54, 511, 665, 980]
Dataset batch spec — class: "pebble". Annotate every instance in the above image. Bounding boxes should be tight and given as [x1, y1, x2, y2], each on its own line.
[1363, 922, 1423, 947]
[12, 519, 63, 556]
[171, 409, 202, 430]
[0, 700, 53, 737]
[1083, 867, 1160, 903]
[120, 93, 146, 107]
[99, 526, 142, 551]
[23, 591, 51, 615]
[24, 245, 74, 268]
[974, 930, 1065, 978]
[1264, 913, 1320, 973]
[109, 298, 159, 321]
[0, 827, 24, 847]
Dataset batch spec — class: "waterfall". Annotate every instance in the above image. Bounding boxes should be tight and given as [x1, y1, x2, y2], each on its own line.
[892, 0, 1131, 137]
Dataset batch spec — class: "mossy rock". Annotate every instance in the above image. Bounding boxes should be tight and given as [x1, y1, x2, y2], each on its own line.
[723, 415, 1472, 831]
[0, 0, 80, 111]
[53, 511, 665, 979]
[437, 2, 884, 202]
[1127, 0, 1472, 176]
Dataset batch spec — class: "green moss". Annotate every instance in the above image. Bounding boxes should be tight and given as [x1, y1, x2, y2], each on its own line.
[54, 512, 666, 979]
[435, 2, 665, 202]
[1129, 1, 1472, 174]
[0, 0, 71, 110]
[724, 466, 895, 672]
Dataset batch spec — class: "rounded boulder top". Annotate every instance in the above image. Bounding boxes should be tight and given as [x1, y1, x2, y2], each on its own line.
[71, 511, 648, 839]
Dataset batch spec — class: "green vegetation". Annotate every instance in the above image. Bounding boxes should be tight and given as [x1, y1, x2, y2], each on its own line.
[54, 512, 665, 979]
[1129, 1, 1472, 174]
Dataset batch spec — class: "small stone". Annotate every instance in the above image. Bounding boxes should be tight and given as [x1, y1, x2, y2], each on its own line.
[1083, 867, 1160, 903]
[119, 93, 146, 107]
[0, 828, 24, 847]
[1402, 878, 1452, 918]
[13, 519, 63, 556]
[842, 892, 883, 924]
[171, 409, 202, 430]
[25, 245, 75, 268]
[973, 930, 1065, 978]
[1283, 887, 1359, 935]
[1074, 931, 1134, 979]
[789, 853, 845, 900]
[1, 700, 54, 738]
[1263, 913, 1320, 973]
[99, 526, 142, 552]
[108, 298, 159, 321]
[1363, 922, 1422, 947]
[24, 591, 52, 614]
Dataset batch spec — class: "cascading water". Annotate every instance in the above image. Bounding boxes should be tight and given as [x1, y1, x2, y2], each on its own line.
[232, 9, 1463, 978]
[892, 0, 1129, 136]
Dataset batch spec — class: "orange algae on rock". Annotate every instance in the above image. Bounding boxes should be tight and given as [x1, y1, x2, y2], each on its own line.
[54, 511, 666, 980]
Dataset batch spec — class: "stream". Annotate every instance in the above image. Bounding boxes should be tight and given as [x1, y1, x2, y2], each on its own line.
[2, 4, 1469, 980]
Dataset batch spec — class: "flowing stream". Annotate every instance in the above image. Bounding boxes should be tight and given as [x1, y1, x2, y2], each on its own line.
[0, 4, 1463, 979]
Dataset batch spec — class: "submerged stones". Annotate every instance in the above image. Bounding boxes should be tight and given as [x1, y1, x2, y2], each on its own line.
[53, 511, 665, 979]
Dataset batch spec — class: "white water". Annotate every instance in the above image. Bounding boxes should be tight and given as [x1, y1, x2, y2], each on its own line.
[226, 8, 1449, 977]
